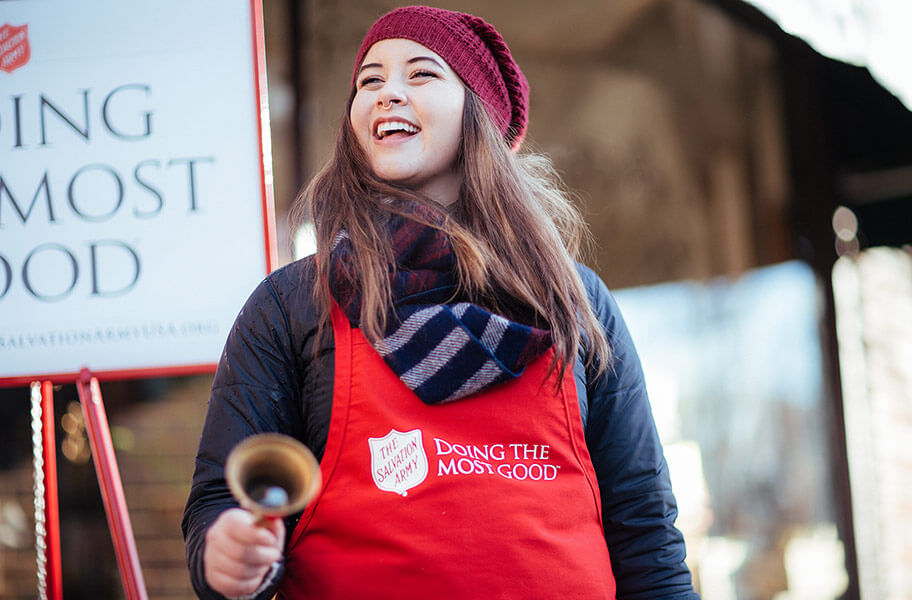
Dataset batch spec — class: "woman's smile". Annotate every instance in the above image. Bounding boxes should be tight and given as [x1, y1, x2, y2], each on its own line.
[372, 117, 421, 141]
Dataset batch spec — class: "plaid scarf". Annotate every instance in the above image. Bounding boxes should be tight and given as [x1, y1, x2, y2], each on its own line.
[328, 203, 552, 404]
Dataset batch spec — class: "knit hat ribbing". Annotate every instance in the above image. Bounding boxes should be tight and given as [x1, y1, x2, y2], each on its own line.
[352, 5, 529, 150]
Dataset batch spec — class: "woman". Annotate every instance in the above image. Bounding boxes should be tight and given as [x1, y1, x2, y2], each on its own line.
[183, 6, 698, 599]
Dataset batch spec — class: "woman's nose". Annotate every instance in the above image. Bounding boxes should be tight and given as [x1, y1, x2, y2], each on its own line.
[377, 87, 406, 109]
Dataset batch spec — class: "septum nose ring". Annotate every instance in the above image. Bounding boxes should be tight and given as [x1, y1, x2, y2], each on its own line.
[379, 98, 397, 110]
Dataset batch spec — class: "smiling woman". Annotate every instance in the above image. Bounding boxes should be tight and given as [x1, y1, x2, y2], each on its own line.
[183, 5, 699, 600]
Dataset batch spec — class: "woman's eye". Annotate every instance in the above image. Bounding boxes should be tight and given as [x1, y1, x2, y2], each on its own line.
[410, 70, 437, 80]
[358, 76, 382, 88]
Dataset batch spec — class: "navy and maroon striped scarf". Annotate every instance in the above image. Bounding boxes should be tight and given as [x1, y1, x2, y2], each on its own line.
[328, 203, 552, 404]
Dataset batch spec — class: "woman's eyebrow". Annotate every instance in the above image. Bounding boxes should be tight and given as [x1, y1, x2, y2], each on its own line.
[407, 56, 444, 68]
[357, 55, 444, 76]
[357, 62, 383, 76]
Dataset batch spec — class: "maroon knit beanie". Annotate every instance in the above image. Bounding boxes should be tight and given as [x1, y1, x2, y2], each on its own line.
[352, 5, 529, 150]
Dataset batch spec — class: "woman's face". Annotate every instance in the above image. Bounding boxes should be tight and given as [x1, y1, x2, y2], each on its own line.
[350, 38, 466, 206]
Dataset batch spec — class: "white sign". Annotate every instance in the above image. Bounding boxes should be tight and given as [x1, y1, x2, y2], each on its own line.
[0, 1, 275, 384]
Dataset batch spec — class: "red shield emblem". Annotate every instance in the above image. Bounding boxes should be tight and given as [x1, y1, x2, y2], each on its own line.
[1, 24, 31, 74]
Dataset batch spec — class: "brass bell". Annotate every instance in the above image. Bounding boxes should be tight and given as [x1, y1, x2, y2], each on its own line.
[225, 433, 322, 521]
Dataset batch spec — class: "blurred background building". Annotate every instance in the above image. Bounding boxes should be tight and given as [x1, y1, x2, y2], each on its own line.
[1, 1, 910, 598]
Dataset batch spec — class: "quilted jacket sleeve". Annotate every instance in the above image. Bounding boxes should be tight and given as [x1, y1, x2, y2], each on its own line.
[181, 273, 304, 600]
[578, 264, 699, 599]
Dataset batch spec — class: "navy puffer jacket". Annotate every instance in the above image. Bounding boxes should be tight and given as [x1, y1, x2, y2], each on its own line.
[182, 256, 699, 599]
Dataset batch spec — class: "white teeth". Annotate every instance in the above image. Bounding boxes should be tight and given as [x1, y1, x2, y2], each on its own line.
[376, 120, 418, 137]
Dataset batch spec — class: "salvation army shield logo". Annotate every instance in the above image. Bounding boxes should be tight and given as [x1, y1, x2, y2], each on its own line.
[0, 24, 31, 74]
[368, 429, 428, 497]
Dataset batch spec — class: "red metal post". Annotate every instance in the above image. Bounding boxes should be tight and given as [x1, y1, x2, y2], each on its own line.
[76, 370, 148, 600]
[40, 381, 63, 600]
[250, 0, 278, 273]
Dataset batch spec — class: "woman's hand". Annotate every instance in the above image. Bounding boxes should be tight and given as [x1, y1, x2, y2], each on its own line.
[203, 508, 285, 598]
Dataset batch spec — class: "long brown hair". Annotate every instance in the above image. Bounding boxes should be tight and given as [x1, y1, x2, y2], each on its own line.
[291, 88, 611, 378]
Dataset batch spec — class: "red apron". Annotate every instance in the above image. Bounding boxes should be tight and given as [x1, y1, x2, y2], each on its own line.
[278, 304, 616, 599]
